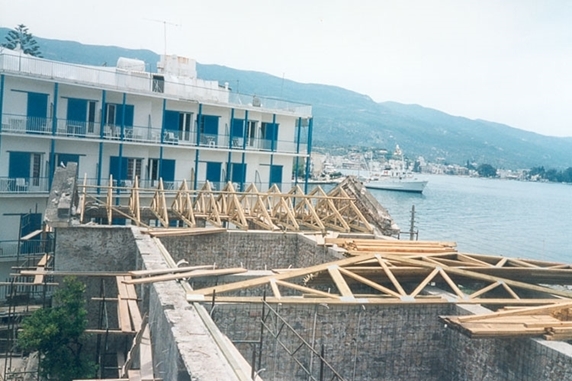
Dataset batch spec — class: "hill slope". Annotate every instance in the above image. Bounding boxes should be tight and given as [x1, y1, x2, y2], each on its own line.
[2, 27, 571, 169]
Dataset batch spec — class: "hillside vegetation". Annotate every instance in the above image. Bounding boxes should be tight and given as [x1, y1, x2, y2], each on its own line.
[3, 27, 571, 170]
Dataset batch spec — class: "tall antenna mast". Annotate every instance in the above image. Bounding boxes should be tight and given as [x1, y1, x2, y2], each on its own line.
[144, 18, 180, 56]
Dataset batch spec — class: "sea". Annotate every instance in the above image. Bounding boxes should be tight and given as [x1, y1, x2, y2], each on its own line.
[362, 174, 572, 264]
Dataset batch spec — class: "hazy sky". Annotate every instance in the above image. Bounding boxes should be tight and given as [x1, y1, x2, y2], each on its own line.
[1, 0, 571, 137]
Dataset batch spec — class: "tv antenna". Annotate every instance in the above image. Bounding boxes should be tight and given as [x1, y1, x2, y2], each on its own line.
[144, 18, 180, 56]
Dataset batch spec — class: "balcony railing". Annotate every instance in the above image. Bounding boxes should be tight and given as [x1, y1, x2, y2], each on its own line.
[0, 177, 50, 194]
[0, 51, 312, 116]
[1, 113, 309, 155]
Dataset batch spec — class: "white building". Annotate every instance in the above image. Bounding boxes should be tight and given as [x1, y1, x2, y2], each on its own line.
[0, 47, 313, 255]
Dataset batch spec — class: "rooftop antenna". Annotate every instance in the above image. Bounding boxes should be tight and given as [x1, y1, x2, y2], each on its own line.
[144, 18, 180, 56]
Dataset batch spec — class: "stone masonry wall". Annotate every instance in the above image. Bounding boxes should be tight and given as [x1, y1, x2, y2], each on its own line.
[442, 304, 572, 381]
[213, 303, 456, 381]
[160, 230, 300, 270]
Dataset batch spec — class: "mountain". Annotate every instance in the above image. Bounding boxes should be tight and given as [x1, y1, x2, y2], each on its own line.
[3, 27, 572, 170]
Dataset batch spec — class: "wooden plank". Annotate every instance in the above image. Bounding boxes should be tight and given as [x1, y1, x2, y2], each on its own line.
[147, 227, 226, 237]
[128, 265, 214, 277]
[269, 279, 281, 299]
[376, 255, 406, 296]
[123, 268, 247, 285]
[456, 301, 572, 323]
[469, 281, 501, 299]
[117, 276, 131, 300]
[20, 229, 43, 241]
[189, 253, 378, 296]
[438, 269, 466, 298]
[338, 267, 402, 298]
[128, 299, 143, 331]
[327, 266, 353, 297]
[124, 278, 138, 300]
[409, 268, 440, 298]
[274, 280, 341, 299]
[118, 294, 132, 332]
[37, 253, 50, 266]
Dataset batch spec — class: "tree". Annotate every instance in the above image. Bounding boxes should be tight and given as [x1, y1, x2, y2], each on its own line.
[2, 24, 42, 57]
[476, 163, 497, 178]
[18, 277, 96, 380]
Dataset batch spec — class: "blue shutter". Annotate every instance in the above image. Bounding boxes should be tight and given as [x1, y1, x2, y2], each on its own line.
[231, 163, 246, 184]
[67, 98, 87, 134]
[27, 92, 48, 132]
[206, 162, 222, 189]
[116, 104, 134, 127]
[231, 119, 244, 138]
[109, 156, 128, 181]
[203, 115, 219, 135]
[9, 152, 31, 178]
[161, 159, 175, 182]
[270, 165, 283, 187]
[164, 110, 179, 131]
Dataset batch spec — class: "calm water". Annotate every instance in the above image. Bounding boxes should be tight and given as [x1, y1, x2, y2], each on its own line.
[365, 174, 572, 264]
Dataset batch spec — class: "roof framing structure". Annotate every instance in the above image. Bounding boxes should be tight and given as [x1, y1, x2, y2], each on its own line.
[78, 176, 374, 234]
[185, 237, 572, 340]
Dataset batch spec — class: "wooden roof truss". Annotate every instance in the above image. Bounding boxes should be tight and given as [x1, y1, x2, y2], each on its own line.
[78, 177, 373, 234]
[184, 237, 572, 340]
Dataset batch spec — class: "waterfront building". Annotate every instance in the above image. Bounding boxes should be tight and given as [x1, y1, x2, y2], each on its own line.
[0, 47, 313, 254]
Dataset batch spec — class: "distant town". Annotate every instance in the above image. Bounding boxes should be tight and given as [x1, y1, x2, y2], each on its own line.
[311, 148, 572, 184]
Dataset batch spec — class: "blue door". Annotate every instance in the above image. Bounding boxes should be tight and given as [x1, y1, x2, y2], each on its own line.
[161, 159, 176, 188]
[67, 98, 87, 134]
[9, 152, 30, 178]
[109, 156, 128, 181]
[206, 162, 222, 189]
[270, 165, 283, 189]
[27, 92, 48, 133]
[231, 163, 246, 190]
[268, 123, 279, 151]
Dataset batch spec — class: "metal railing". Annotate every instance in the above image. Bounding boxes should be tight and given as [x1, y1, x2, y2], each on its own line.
[0, 177, 50, 194]
[0, 51, 312, 116]
[1, 114, 309, 155]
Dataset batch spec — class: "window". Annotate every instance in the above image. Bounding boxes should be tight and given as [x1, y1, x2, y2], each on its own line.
[260, 122, 279, 151]
[8, 152, 43, 189]
[88, 101, 96, 133]
[198, 115, 219, 145]
[109, 156, 142, 184]
[247, 121, 257, 147]
[164, 110, 192, 141]
[106, 104, 134, 127]
[152, 75, 165, 93]
[148, 159, 159, 184]
[126, 158, 142, 181]
[106, 104, 116, 125]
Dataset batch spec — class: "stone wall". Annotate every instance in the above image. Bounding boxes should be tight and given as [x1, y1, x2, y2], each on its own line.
[53, 227, 572, 381]
[442, 304, 572, 381]
[213, 303, 456, 381]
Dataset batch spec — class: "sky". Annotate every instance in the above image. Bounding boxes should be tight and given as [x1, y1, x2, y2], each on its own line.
[1, 0, 572, 137]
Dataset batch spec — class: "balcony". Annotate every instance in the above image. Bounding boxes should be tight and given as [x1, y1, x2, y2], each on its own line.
[0, 51, 312, 116]
[0, 177, 50, 194]
[1, 113, 309, 155]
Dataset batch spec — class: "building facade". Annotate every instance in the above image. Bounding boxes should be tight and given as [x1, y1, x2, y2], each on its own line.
[0, 47, 313, 253]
